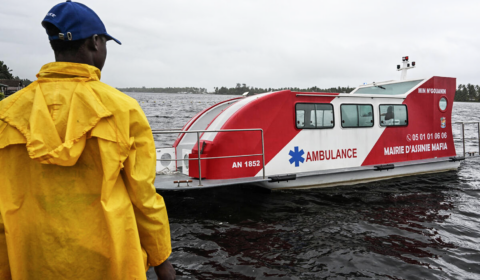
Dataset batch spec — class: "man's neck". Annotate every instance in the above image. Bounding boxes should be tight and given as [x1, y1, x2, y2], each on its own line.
[54, 52, 94, 68]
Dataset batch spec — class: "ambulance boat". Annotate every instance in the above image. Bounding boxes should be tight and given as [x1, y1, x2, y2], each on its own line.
[154, 57, 475, 191]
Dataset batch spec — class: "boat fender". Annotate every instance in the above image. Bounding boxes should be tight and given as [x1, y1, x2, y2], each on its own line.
[449, 156, 466, 162]
[374, 164, 395, 171]
[268, 174, 297, 183]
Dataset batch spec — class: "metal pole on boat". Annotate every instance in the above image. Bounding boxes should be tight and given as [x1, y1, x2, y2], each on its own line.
[462, 122, 466, 157]
[261, 130, 265, 179]
[478, 122, 480, 156]
[197, 132, 202, 186]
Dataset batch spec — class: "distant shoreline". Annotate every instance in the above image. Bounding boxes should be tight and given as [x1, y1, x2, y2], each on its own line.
[123, 91, 218, 95]
[116, 83, 480, 101]
[119, 90, 480, 102]
[117, 84, 355, 96]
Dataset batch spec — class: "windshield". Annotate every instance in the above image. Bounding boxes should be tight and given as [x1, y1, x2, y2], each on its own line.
[354, 80, 423, 95]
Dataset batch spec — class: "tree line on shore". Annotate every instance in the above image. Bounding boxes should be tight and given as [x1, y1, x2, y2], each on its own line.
[118, 86, 208, 94]
[454, 84, 480, 102]
[0, 61, 32, 101]
[119, 83, 480, 101]
[213, 83, 355, 95]
[118, 83, 356, 95]
[0, 61, 33, 86]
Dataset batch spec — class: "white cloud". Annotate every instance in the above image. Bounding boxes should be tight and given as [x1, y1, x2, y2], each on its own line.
[2, 0, 480, 90]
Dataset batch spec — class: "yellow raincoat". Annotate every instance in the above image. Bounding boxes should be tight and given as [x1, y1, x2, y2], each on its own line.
[0, 62, 171, 279]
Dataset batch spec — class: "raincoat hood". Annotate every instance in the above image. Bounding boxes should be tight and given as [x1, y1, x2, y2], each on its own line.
[0, 62, 113, 166]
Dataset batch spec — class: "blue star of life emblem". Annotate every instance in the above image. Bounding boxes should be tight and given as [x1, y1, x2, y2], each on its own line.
[289, 146, 305, 167]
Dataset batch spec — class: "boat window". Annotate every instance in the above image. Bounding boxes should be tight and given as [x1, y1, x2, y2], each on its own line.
[340, 104, 374, 128]
[354, 80, 423, 95]
[296, 103, 334, 129]
[296, 110, 305, 127]
[379, 104, 408, 126]
[315, 104, 334, 128]
[439, 97, 447, 111]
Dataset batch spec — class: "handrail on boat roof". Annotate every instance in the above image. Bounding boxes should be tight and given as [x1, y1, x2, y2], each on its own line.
[152, 128, 264, 133]
[295, 93, 406, 99]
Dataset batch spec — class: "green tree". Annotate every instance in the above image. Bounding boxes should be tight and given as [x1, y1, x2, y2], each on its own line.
[21, 78, 33, 87]
[218, 87, 228, 94]
[0, 61, 14, 79]
[467, 84, 476, 101]
[455, 84, 480, 102]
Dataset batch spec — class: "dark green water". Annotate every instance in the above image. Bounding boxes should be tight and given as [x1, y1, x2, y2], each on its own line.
[130, 92, 480, 280]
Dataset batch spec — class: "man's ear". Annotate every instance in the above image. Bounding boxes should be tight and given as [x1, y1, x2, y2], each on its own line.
[86, 34, 100, 51]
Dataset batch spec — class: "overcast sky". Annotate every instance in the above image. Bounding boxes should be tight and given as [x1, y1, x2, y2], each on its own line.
[2, 0, 480, 91]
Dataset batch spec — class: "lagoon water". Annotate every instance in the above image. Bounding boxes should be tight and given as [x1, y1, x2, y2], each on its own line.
[128, 92, 480, 280]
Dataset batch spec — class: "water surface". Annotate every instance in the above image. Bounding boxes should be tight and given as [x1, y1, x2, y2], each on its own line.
[129, 92, 480, 280]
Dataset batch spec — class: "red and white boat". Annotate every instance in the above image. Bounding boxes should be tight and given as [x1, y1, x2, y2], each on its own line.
[154, 57, 471, 190]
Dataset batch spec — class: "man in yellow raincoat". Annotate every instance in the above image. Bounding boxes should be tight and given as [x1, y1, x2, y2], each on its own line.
[0, 1, 175, 279]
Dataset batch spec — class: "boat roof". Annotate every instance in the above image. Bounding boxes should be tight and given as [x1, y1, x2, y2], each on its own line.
[350, 78, 425, 96]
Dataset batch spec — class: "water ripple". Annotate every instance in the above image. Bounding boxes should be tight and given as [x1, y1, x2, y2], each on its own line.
[126, 93, 480, 280]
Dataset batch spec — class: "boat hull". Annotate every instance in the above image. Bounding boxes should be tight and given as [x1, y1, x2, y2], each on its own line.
[155, 157, 461, 191]
[257, 158, 460, 190]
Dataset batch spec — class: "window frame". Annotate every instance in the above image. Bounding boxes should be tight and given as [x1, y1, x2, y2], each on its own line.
[438, 96, 448, 112]
[379, 104, 409, 127]
[340, 103, 375, 128]
[295, 103, 335, 129]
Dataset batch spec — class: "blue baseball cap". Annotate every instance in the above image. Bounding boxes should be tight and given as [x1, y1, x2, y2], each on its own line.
[42, 0, 121, 45]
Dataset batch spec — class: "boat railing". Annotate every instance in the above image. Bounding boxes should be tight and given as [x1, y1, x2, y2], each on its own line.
[454, 122, 480, 157]
[151, 128, 266, 186]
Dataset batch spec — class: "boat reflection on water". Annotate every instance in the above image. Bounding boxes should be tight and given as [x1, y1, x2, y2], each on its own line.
[157, 170, 465, 279]
[162, 187, 295, 279]
[360, 177, 456, 269]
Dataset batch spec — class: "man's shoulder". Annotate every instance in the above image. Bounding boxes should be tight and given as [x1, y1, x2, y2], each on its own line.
[89, 81, 141, 111]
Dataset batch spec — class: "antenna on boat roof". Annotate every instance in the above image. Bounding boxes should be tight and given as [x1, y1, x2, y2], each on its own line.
[242, 92, 249, 97]
[397, 56, 416, 80]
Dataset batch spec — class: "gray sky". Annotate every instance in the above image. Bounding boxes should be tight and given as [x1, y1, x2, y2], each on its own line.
[2, 0, 480, 91]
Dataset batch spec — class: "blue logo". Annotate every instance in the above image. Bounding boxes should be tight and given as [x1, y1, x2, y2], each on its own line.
[289, 146, 305, 167]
